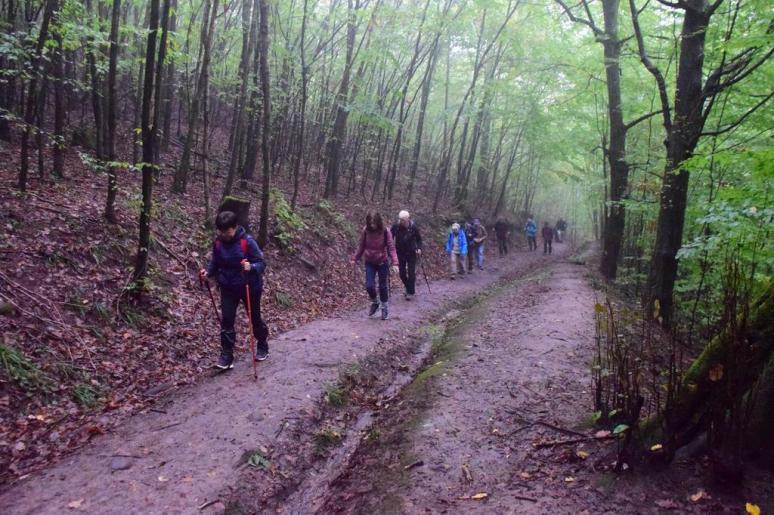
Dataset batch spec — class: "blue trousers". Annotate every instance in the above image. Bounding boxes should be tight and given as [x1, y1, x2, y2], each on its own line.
[365, 262, 389, 303]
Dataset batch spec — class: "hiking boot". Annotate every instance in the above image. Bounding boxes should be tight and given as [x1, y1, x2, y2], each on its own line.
[368, 301, 379, 316]
[215, 352, 234, 370]
[254, 349, 269, 362]
[381, 305, 389, 320]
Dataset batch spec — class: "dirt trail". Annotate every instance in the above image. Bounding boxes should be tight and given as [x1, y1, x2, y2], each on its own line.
[0, 247, 557, 514]
[319, 257, 598, 514]
[318, 256, 762, 514]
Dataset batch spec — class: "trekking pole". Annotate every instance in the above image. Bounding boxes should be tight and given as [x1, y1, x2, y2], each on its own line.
[241, 262, 258, 382]
[199, 274, 221, 325]
[418, 254, 431, 293]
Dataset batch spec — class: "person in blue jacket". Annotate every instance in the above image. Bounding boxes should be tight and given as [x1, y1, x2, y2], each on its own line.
[524, 215, 538, 252]
[199, 211, 269, 369]
[445, 222, 468, 279]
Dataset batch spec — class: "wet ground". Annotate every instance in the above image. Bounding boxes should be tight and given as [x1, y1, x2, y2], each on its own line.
[0, 246, 554, 514]
[4, 244, 771, 514]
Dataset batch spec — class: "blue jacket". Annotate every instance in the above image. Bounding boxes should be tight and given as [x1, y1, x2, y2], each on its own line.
[206, 226, 266, 293]
[525, 220, 537, 237]
[445, 230, 468, 255]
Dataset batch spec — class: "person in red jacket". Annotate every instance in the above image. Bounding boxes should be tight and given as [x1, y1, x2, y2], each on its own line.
[352, 211, 399, 320]
[541, 221, 554, 255]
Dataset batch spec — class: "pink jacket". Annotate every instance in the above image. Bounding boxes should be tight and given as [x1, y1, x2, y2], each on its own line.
[353, 227, 399, 266]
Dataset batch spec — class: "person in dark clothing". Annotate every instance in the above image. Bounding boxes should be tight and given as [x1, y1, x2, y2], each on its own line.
[464, 221, 477, 273]
[494, 219, 509, 256]
[391, 210, 423, 300]
[541, 221, 554, 255]
[555, 218, 567, 243]
[200, 211, 269, 369]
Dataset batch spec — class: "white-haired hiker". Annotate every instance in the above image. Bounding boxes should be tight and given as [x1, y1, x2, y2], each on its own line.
[445, 223, 468, 279]
[390, 210, 423, 300]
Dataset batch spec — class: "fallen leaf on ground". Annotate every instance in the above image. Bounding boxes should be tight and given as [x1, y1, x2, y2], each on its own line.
[576, 450, 589, 459]
[650, 443, 663, 452]
[746, 503, 760, 515]
[157, 475, 169, 482]
[564, 476, 576, 483]
[67, 499, 84, 509]
[594, 430, 611, 438]
[655, 499, 679, 510]
[690, 489, 707, 502]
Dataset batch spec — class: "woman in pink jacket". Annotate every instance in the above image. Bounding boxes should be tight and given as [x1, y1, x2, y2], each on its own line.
[351, 211, 399, 320]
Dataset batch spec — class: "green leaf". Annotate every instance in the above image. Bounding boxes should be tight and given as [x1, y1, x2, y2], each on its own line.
[612, 424, 629, 435]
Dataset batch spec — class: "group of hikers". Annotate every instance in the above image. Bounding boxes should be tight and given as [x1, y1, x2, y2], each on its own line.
[199, 209, 567, 370]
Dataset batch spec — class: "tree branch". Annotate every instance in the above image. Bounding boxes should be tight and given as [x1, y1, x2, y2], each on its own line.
[553, 0, 604, 37]
[701, 90, 774, 137]
[625, 110, 663, 130]
[629, 0, 672, 131]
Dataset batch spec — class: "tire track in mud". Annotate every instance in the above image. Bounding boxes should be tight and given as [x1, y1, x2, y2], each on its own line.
[314, 258, 604, 514]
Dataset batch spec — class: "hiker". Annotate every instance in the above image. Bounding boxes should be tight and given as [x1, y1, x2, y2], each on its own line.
[352, 211, 399, 320]
[390, 210, 423, 301]
[445, 222, 468, 279]
[542, 221, 554, 255]
[494, 218, 509, 256]
[199, 211, 269, 370]
[464, 220, 477, 273]
[525, 215, 538, 251]
[555, 218, 567, 243]
[469, 218, 487, 270]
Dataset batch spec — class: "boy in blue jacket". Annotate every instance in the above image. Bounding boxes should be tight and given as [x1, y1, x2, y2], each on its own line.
[199, 211, 269, 369]
[445, 223, 468, 279]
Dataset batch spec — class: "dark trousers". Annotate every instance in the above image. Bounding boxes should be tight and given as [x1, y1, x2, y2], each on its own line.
[398, 254, 417, 295]
[543, 239, 552, 254]
[527, 236, 537, 251]
[467, 244, 478, 272]
[221, 286, 269, 358]
[497, 237, 508, 256]
[365, 262, 389, 303]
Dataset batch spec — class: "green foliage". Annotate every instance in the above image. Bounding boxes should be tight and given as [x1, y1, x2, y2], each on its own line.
[72, 383, 101, 407]
[0, 342, 53, 394]
[270, 189, 306, 254]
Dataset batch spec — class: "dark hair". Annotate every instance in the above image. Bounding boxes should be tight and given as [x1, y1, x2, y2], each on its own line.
[365, 211, 384, 233]
[216, 211, 238, 231]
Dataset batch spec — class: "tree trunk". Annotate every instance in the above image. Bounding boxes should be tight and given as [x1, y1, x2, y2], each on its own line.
[290, 0, 309, 210]
[172, 0, 218, 194]
[597, 0, 630, 281]
[256, 0, 271, 247]
[105, 0, 121, 222]
[132, 0, 162, 285]
[18, 0, 56, 191]
[323, 0, 358, 199]
[52, 33, 65, 178]
[643, 281, 774, 462]
[646, 7, 712, 327]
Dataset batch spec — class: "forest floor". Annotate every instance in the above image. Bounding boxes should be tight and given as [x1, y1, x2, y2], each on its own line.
[1, 237, 547, 514]
[2, 242, 771, 514]
[0, 136, 454, 485]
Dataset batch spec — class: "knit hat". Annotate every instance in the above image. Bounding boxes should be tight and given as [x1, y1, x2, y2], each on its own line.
[451, 223, 460, 231]
[399, 210, 410, 220]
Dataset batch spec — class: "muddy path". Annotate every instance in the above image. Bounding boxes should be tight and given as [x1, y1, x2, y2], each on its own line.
[0, 246, 560, 515]
[308, 257, 770, 514]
